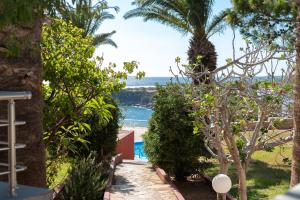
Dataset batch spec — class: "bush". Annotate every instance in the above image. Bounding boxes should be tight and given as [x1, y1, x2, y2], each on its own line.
[47, 100, 121, 186]
[143, 84, 208, 180]
[78, 99, 121, 161]
[59, 153, 109, 200]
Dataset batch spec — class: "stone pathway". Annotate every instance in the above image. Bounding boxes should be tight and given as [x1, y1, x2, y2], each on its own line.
[110, 160, 178, 200]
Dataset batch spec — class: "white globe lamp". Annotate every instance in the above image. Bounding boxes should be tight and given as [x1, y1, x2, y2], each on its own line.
[212, 174, 232, 194]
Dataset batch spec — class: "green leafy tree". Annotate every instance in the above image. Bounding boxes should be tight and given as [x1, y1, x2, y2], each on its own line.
[229, 0, 296, 46]
[175, 38, 295, 199]
[124, 0, 229, 83]
[59, 0, 119, 47]
[143, 84, 209, 180]
[229, 0, 299, 188]
[41, 19, 141, 184]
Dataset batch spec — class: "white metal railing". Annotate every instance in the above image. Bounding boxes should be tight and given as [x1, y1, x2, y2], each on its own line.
[0, 91, 31, 196]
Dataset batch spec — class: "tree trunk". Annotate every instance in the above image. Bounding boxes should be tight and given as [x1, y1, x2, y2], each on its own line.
[291, 0, 300, 188]
[0, 19, 46, 187]
[223, 130, 247, 200]
[238, 167, 247, 200]
[217, 158, 229, 200]
[219, 159, 229, 174]
[188, 31, 217, 84]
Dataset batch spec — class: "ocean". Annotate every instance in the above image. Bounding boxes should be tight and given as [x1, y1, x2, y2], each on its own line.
[124, 76, 186, 87]
[124, 76, 277, 88]
[120, 106, 153, 127]
[119, 77, 175, 127]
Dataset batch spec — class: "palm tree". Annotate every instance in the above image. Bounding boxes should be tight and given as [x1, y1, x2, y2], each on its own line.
[59, 0, 119, 47]
[0, 0, 65, 187]
[291, 0, 300, 188]
[124, 0, 228, 83]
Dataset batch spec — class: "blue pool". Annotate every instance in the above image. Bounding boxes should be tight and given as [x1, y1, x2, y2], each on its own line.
[134, 142, 148, 160]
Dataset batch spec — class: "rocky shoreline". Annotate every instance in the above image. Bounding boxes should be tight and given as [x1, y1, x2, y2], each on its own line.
[114, 86, 157, 108]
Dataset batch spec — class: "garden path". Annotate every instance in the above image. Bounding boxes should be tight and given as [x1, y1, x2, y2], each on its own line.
[110, 160, 178, 200]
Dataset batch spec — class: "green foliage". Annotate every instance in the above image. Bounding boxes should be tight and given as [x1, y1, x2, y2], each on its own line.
[143, 84, 209, 180]
[0, 0, 63, 28]
[236, 138, 247, 162]
[59, 153, 109, 200]
[59, 0, 119, 47]
[205, 145, 292, 200]
[229, 0, 296, 46]
[41, 19, 140, 161]
[47, 159, 71, 187]
[75, 99, 121, 161]
[190, 78, 292, 165]
[0, 0, 41, 28]
[124, 0, 228, 36]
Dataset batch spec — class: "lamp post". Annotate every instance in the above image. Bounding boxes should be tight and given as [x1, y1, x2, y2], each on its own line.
[212, 174, 232, 200]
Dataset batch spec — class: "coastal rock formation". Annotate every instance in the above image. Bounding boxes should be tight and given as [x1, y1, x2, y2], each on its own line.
[114, 87, 156, 108]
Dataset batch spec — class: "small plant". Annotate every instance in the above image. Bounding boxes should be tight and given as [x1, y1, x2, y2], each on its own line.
[59, 153, 109, 200]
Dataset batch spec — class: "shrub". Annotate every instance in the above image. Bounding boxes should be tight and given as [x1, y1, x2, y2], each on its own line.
[77, 98, 121, 161]
[143, 84, 208, 180]
[59, 153, 109, 200]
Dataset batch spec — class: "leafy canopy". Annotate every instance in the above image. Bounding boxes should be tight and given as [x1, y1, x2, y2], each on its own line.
[229, 0, 296, 46]
[41, 19, 140, 158]
[124, 0, 229, 38]
[59, 0, 119, 47]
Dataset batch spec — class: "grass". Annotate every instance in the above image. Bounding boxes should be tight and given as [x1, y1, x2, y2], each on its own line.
[204, 144, 292, 200]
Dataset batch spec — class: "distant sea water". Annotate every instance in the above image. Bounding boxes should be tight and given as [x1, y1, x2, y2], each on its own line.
[126, 76, 281, 87]
[120, 106, 153, 127]
[124, 75, 278, 87]
[124, 76, 186, 88]
[120, 77, 175, 128]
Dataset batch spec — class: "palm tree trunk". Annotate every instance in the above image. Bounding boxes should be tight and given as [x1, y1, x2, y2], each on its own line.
[188, 32, 217, 84]
[291, 0, 300, 187]
[0, 19, 46, 187]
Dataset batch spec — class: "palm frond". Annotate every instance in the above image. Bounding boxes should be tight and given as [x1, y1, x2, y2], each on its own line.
[206, 9, 230, 38]
[59, 0, 118, 47]
[124, 3, 191, 34]
[96, 39, 118, 48]
[93, 31, 117, 48]
[60, 0, 118, 39]
[125, 0, 221, 35]
[134, 0, 188, 21]
[87, 11, 115, 35]
[186, 0, 214, 29]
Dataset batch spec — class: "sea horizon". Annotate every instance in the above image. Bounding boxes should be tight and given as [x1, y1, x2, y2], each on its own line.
[125, 75, 283, 88]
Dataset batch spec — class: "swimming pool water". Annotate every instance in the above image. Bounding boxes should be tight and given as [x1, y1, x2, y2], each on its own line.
[134, 142, 148, 160]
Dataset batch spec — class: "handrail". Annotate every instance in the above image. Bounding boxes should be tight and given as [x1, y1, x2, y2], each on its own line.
[0, 91, 32, 100]
[0, 91, 31, 197]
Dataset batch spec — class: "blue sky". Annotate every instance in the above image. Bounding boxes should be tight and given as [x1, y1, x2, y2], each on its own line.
[95, 0, 243, 77]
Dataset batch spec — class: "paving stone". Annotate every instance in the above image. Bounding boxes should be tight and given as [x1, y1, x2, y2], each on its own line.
[110, 160, 178, 200]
